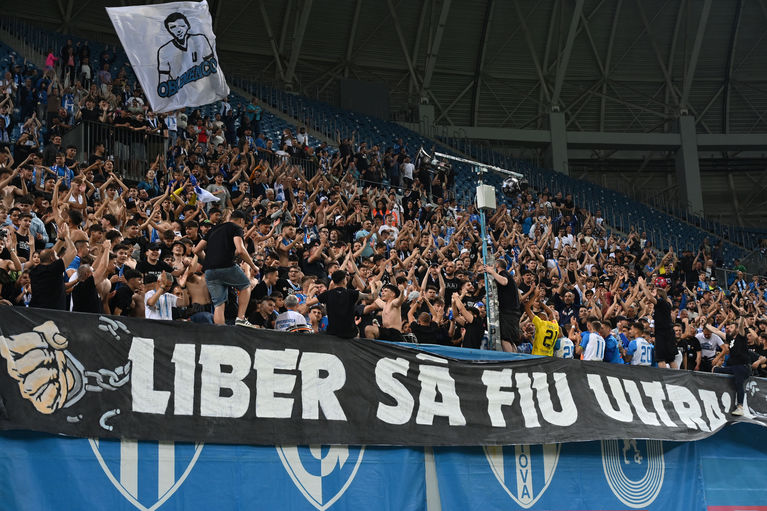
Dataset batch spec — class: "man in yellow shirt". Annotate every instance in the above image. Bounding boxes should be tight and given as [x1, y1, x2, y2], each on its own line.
[524, 287, 560, 357]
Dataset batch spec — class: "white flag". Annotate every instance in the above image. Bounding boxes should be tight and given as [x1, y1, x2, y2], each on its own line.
[194, 185, 220, 203]
[106, 0, 230, 113]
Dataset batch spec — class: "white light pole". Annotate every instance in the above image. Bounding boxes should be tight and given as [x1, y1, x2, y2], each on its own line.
[418, 150, 525, 351]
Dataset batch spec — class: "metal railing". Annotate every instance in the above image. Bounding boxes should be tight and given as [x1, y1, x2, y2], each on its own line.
[63, 121, 167, 182]
[256, 151, 320, 181]
[739, 247, 767, 278]
[713, 268, 767, 290]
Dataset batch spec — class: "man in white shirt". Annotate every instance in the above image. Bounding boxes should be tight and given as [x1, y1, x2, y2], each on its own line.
[296, 127, 309, 146]
[378, 214, 399, 240]
[572, 317, 606, 361]
[625, 322, 654, 366]
[696, 325, 724, 372]
[401, 156, 415, 188]
[144, 272, 188, 320]
[275, 294, 309, 332]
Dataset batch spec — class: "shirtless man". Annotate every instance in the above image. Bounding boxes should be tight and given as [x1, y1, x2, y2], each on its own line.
[364, 281, 407, 341]
[275, 223, 299, 267]
[183, 255, 214, 323]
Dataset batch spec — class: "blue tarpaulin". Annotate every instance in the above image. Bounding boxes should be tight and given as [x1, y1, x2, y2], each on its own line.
[1, 423, 766, 510]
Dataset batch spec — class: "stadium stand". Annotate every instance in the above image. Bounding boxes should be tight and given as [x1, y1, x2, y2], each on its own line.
[232, 78, 754, 266]
[2, 16, 761, 259]
[0, 19, 766, 376]
[4, 8, 767, 511]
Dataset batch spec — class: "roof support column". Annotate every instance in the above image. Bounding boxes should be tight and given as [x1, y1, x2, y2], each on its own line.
[258, 0, 286, 82]
[421, 0, 452, 95]
[284, 0, 314, 87]
[471, 0, 495, 126]
[550, 0, 584, 107]
[723, 0, 744, 134]
[344, 0, 363, 78]
[675, 115, 704, 215]
[545, 111, 569, 175]
[680, 0, 712, 110]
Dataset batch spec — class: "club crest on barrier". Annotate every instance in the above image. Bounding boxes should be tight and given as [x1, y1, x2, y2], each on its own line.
[277, 445, 365, 511]
[88, 438, 203, 511]
[601, 439, 664, 509]
[484, 444, 561, 509]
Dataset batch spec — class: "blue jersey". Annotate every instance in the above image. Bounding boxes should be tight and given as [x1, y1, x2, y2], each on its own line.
[603, 334, 624, 364]
[627, 337, 654, 366]
[618, 332, 630, 350]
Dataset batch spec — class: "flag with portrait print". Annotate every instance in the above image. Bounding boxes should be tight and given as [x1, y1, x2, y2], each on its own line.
[107, 0, 230, 113]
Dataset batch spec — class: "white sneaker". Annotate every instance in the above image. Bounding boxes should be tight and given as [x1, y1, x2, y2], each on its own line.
[731, 405, 744, 416]
[235, 318, 257, 329]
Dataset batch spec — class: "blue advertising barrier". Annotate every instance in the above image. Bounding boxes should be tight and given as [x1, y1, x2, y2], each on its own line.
[434, 423, 767, 511]
[0, 434, 426, 511]
[1, 426, 766, 510]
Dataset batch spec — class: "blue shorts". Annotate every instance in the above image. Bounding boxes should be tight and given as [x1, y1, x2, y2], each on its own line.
[205, 265, 251, 307]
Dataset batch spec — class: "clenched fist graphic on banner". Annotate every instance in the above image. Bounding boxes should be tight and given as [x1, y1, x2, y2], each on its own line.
[0, 321, 82, 414]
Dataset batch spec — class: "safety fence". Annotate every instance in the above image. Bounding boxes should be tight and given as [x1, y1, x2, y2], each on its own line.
[62, 120, 167, 182]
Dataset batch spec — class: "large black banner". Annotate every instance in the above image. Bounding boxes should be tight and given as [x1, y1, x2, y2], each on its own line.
[1, 308, 766, 445]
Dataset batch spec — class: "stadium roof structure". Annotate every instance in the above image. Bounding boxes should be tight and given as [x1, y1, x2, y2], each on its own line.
[9, 0, 767, 135]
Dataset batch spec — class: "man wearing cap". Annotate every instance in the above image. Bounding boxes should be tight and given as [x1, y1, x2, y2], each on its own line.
[194, 210, 259, 327]
[136, 241, 174, 280]
[275, 295, 310, 332]
[333, 215, 356, 244]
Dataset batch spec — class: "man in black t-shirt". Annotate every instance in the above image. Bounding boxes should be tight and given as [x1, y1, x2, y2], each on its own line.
[29, 224, 76, 310]
[712, 318, 750, 416]
[135, 242, 173, 280]
[310, 270, 372, 339]
[110, 268, 143, 316]
[408, 299, 451, 345]
[485, 261, 522, 352]
[452, 292, 484, 349]
[194, 210, 259, 326]
[252, 266, 279, 300]
[71, 248, 109, 314]
[638, 277, 677, 368]
[680, 335, 702, 371]
[442, 261, 462, 305]
[80, 99, 100, 123]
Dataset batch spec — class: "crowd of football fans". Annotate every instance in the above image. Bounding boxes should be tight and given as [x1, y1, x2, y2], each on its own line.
[1, 41, 766, 396]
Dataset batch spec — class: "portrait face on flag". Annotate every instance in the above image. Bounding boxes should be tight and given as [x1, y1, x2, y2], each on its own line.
[107, 0, 230, 113]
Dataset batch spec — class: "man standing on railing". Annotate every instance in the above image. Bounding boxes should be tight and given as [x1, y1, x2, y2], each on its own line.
[709, 318, 750, 416]
[194, 210, 258, 327]
[484, 260, 522, 352]
[637, 276, 678, 368]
